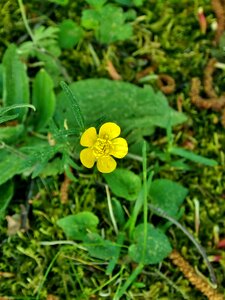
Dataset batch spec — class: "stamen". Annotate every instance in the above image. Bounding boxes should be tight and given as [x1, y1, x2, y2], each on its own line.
[93, 137, 112, 158]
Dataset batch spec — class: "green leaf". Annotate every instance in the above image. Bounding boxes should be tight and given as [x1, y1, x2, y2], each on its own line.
[129, 223, 172, 264]
[133, 0, 144, 6]
[169, 146, 218, 167]
[31, 69, 56, 130]
[104, 168, 142, 201]
[84, 232, 118, 260]
[0, 104, 35, 117]
[81, 10, 100, 30]
[47, 0, 69, 6]
[60, 81, 85, 131]
[149, 179, 188, 218]
[85, 0, 107, 9]
[58, 20, 84, 49]
[106, 232, 125, 274]
[0, 124, 24, 143]
[22, 144, 60, 178]
[82, 4, 133, 44]
[0, 114, 19, 124]
[112, 198, 126, 227]
[39, 157, 64, 178]
[55, 79, 186, 141]
[57, 212, 99, 240]
[97, 5, 133, 43]
[0, 181, 14, 222]
[0, 64, 3, 98]
[2, 44, 29, 122]
[114, 0, 145, 6]
[0, 150, 27, 186]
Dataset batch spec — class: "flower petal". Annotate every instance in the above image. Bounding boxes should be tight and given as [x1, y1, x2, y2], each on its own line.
[110, 137, 128, 158]
[80, 148, 96, 168]
[80, 127, 97, 147]
[99, 122, 120, 140]
[97, 156, 117, 173]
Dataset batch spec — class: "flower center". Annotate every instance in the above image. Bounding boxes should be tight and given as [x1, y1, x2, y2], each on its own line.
[92, 136, 112, 158]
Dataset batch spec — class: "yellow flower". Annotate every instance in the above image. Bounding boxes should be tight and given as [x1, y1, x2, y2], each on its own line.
[80, 122, 128, 173]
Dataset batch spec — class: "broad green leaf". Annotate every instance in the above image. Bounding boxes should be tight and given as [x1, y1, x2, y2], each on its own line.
[85, 0, 107, 9]
[0, 150, 28, 186]
[55, 79, 186, 141]
[169, 147, 218, 167]
[57, 212, 99, 240]
[0, 124, 24, 143]
[112, 198, 126, 227]
[129, 223, 172, 264]
[84, 232, 118, 260]
[31, 69, 56, 130]
[106, 232, 125, 274]
[58, 20, 84, 49]
[2, 44, 29, 122]
[0, 181, 14, 222]
[104, 168, 141, 201]
[149, 179, 188, 218]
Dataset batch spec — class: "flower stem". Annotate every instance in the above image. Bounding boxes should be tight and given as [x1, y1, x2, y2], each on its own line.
[142, 141, 148, 260]
[17, 0, 35, 42]
[105, 184, 118, 235]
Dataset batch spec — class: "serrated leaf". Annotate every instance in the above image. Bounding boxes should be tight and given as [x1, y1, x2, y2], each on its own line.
[58, 20, 84, 49]
[39, 157, 64, 178]
[31, 69, 56, 130]
[60, 81, 85, 131]
[57, 212, 99, 240]
[149, 179, 188, 218]
[22, 144, 60, 178]
[0, 181, 14, 222]
[129, 223, 172, 264]
[82, 4, 132, 44]
[84, 232, 118, 260]
[104, 168, 141, 201]
[2, 45, 29, 122]
[55, 79, 186, 140]
[81, 9, 100, 30]
[97, 5, 133, 43]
